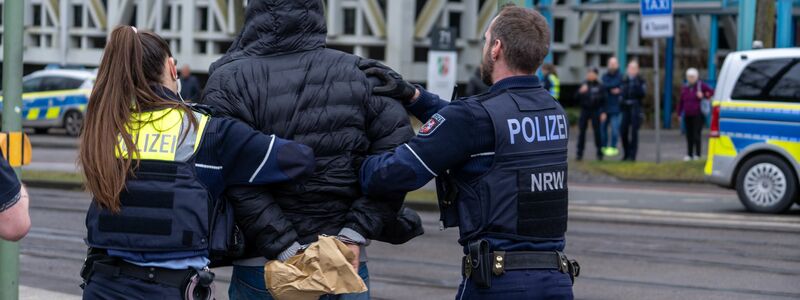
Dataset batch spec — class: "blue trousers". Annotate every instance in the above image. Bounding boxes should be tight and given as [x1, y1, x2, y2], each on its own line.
[229, 263, 370, 300]
[600, 112, 621, 149]
[620, 104, 642, 161]
[83, 272, 183, 300]
[454, 270, 573, 300]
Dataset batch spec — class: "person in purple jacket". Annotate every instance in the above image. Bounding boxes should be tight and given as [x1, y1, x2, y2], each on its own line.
[676, 68, 714, 161]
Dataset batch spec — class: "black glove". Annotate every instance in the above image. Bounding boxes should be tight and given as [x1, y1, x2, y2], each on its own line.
[359, 59, 417, 102]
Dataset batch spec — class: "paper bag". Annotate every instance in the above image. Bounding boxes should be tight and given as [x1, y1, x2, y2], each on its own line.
[264, 236, 368, 300]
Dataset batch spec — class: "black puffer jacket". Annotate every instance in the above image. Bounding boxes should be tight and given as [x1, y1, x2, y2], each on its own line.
[202, 0, 415, 259]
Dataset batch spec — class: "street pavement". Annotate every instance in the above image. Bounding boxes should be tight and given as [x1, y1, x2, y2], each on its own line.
[16, 184, 800, 300]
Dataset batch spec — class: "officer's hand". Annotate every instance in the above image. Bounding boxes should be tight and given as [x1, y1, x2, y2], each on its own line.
[600, 113, 607, 123]
[359, 59, 417, 102]
[611, 87, 622, 95]
[579, 84, 588, 94]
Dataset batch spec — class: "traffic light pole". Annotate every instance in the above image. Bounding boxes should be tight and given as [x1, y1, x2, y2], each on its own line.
[0, 0, 25, 298]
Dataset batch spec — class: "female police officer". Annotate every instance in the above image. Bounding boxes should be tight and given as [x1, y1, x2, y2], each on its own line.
[79, 25, 315, 299]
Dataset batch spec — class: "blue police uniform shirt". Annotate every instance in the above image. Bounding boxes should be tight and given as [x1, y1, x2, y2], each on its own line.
[107, 86, 315, 269]
[361, 75, 565, 253]
[0, 156, 21, 213]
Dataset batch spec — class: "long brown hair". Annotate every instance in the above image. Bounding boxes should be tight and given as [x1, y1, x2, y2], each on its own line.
[80, 26, 193, 212]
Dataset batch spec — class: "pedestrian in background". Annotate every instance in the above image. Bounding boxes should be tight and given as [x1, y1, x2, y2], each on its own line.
[601, 57, 623, 157]
[620, 61, 647, 161]
[677, 68, 714, 161]
[575, 67, 606, 161]
[541, 63, 561, 101]
[0, 155, 29, 242]
[179, 64, 202, 101]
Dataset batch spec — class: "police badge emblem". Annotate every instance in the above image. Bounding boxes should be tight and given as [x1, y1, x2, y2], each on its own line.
[419, 113, 446, 136]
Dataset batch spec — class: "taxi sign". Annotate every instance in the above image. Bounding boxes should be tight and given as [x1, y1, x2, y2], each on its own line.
[0, 132, 32, 167]
[640, 0, 674, 38]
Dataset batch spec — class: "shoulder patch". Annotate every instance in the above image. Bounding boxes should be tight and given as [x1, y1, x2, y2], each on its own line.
[418, 113, 446, 136]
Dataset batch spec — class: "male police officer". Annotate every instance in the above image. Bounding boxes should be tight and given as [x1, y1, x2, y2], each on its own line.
[360, 5, 578, 299]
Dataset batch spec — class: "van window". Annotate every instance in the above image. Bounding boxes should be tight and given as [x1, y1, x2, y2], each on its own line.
[40, 76, 85, 91]
[731, 58, 800, 102]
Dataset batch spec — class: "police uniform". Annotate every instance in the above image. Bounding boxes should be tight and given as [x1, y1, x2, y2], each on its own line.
[0, 155, 21, 213]
[361, 76, 578, 299]
[543, 73, 561, 101]
[82, 86, 315, 300]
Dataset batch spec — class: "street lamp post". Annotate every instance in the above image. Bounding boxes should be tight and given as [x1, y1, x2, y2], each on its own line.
[0, 0, 25, 298]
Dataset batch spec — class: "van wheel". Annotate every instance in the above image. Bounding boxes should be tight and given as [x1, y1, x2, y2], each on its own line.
[64, 111, 83, 137]
[736, 154, 797, 213]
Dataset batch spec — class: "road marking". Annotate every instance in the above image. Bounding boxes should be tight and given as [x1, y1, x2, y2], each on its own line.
[570, 205, 800, 232]
[571, 183, 736, 198]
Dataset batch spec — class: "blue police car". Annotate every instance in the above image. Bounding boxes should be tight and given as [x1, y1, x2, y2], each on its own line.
[0, 69, 95, 136]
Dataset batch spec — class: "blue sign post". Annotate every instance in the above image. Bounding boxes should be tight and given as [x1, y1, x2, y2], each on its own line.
[640, 0, 673, 163]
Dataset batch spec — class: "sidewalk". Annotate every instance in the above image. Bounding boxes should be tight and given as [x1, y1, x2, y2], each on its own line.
[20, 286, 80, 300]
[569, 128, 705, 163]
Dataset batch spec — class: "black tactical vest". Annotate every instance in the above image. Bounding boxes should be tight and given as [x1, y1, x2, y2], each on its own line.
[85, 109, 217, 253]
[443, 88, 569, 245]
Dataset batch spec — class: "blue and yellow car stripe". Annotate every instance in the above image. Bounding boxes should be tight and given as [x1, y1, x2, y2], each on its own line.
[0, 89, 91, 122]
[706, 100, 800, 175]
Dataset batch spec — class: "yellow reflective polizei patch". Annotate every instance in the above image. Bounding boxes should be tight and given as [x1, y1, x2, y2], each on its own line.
[116, 108, 207, 162]
[26, 108, 41, 120]
[45, 107, 61, 119]
[117, 109, 185, 161]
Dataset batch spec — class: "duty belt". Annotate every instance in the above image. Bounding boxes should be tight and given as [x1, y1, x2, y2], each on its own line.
[80, 248, 216, 300]
[462, 240, 580, 288]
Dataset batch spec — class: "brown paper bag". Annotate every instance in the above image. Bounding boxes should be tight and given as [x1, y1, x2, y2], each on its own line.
[264, 236, 368, 300]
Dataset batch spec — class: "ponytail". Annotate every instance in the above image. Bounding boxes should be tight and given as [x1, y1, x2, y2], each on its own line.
[80, 26, 193, 212]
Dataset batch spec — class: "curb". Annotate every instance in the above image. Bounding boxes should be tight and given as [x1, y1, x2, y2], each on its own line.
[31, 142, 78, 149]
[23, 180, 83, 191]
[405, 200, 438, 212]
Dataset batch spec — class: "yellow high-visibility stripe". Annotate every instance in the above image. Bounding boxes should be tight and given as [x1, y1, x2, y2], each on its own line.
[45, 107, 61, 119]
[0, 88, 91, 102]
[24, 88, 92, 99]
[717, 100, 800, 110]
[705, 135, 737, 175]
[193, 113, 209, 153]
[26, 108, 41, 120]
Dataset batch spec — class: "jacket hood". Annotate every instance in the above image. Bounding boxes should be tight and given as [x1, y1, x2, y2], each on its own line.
[210, 0, 326, 72]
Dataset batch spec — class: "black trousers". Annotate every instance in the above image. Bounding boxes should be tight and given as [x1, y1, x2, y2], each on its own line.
[620, 104, 642, 161]
[684, 114, 704, 157]
[577, 108, 602, 159]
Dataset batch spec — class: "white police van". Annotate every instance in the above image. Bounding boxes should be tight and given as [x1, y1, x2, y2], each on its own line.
[705, 48, 800, 213]
[0, 69, 95, 136]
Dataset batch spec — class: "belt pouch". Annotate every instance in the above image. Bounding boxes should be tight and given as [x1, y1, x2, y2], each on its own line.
[468, 240, 492, 289]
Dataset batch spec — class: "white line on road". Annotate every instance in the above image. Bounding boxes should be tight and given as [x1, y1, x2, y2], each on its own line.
[571, 205, 800, 232]
[571, 183, 736, 198]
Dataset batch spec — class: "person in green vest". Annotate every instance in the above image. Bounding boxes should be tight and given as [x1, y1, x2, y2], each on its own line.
[541, 63, 561, 101]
